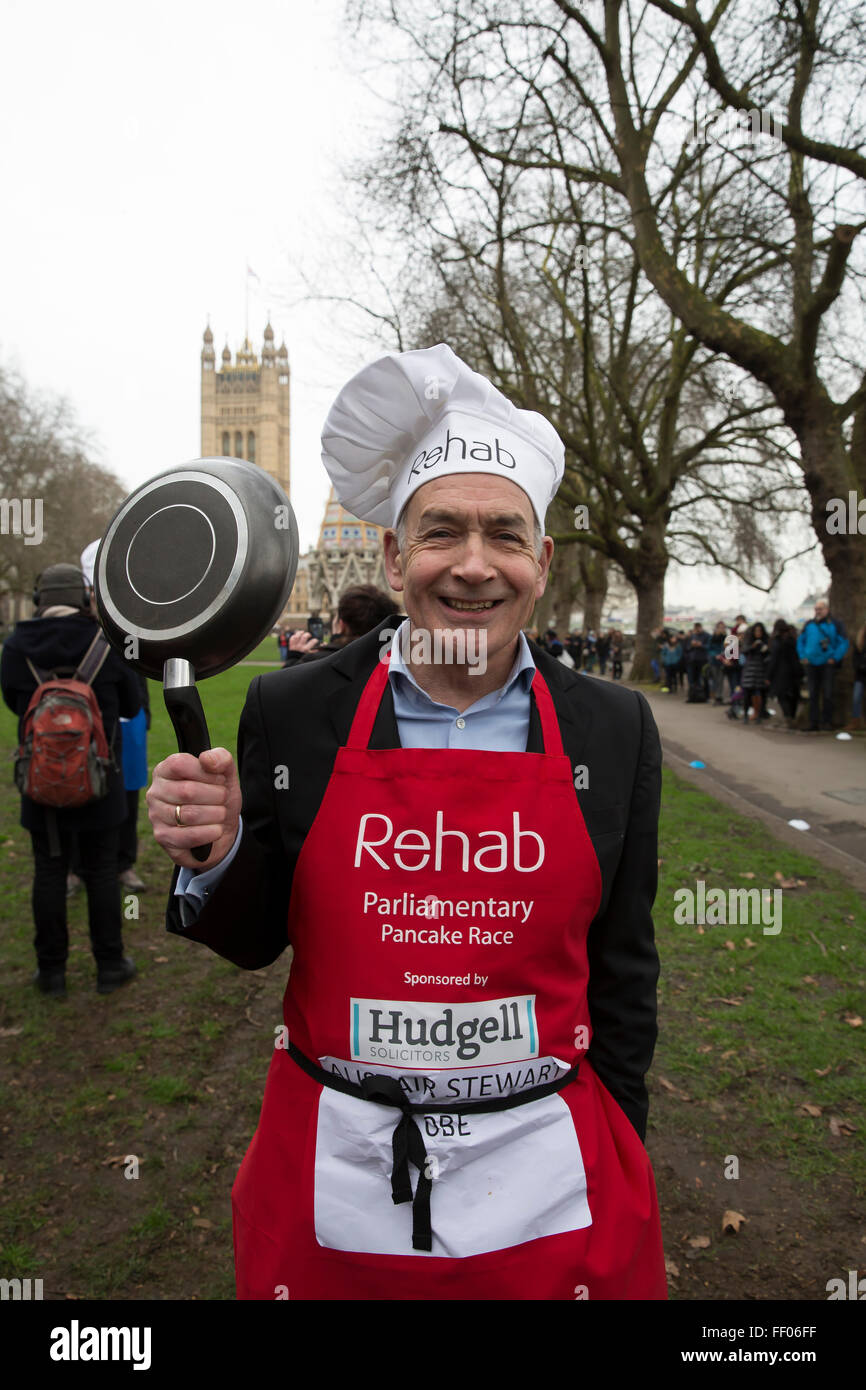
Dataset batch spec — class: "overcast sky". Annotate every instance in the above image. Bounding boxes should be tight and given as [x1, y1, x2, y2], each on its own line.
[0, 0, 828, 617]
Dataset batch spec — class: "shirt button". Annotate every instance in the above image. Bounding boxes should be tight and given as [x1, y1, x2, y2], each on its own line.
[456, 717, 466, 729]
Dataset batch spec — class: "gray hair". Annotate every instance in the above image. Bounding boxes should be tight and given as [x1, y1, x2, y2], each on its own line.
[394, 513, 544, 557]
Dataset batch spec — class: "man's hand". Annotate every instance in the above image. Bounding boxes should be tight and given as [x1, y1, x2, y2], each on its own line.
[288, 630, 319, 654]
[146, 748, 242, 872]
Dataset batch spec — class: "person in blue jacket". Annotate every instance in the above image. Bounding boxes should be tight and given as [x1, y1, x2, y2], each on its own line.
[796, 598, 849, 731]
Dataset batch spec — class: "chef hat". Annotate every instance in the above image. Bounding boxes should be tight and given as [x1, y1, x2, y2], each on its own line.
[80, 539, 100, 587]
[321, 344, 564, 530]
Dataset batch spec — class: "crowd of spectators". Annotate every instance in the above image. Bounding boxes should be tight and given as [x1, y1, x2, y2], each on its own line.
[530, 599, 864, 731]
[648, 599, 863, 731]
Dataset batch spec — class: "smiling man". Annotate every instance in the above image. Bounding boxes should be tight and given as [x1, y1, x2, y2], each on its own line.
[147, 344, 666, 1300]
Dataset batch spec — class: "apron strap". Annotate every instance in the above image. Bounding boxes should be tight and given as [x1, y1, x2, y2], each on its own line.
[346, 644, 566, 757]
[529, 671, 565, 756]
[346, 653, 391, 750]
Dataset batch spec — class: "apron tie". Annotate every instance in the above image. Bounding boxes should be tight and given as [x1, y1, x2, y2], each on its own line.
[360, 1073, 434, 1252]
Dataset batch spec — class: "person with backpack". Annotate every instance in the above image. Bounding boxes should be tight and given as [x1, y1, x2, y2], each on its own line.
[0, 564, 141, 997]
[796, 597, 849, 731]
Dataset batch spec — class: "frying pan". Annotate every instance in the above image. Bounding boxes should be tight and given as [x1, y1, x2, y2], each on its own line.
[94, 457, 299, 861]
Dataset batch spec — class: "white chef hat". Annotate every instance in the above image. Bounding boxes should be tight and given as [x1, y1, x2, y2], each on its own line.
[80, 539, 101, 587]
[321, 344, 564, 529]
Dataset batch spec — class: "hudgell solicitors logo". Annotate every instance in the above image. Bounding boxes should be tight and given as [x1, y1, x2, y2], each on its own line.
[351, 994, 538, 1066]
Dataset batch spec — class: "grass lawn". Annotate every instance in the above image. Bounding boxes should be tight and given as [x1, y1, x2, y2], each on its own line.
[0, 654, 863, 1298]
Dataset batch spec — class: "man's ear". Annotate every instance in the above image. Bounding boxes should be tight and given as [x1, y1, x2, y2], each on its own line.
[534, 537, 555, 600]
[383, 528, 405, 592]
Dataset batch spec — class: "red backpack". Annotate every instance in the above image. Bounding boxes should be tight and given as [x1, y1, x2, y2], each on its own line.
[14, 632, 114, 809]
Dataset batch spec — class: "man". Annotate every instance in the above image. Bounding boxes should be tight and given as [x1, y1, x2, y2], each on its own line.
[284, 584, 400, 665]
[1, 564, 141, 996]
[146, 345, 666, 1300]
[797, 597, 849, 731]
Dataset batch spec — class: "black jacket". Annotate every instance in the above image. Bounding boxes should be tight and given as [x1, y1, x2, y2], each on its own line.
[165, 619, 662, 1140]
[767, 634, 802, 695]
[0, 612, 142, 832]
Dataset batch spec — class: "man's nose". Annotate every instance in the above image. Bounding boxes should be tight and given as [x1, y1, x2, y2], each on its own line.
[450, 532, 497, 583]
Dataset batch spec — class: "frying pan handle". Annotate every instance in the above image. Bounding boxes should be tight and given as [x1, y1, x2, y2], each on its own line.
[163, 677, 213, 865]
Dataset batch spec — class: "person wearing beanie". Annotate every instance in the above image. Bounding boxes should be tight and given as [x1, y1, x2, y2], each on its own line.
[1, 563, 141, 996]
[147, 344, 666, 1301]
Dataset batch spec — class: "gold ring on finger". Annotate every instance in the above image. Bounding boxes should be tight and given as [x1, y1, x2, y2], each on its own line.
[175, 804, 184, 827]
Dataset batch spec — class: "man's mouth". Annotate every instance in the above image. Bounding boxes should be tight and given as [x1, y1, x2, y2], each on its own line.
[439, 597, 504, 613]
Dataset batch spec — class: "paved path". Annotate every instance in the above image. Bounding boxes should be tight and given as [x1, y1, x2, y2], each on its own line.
[630, 682, 866, 890]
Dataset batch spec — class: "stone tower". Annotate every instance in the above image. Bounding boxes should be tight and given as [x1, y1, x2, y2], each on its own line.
[200, 323, 290, 495]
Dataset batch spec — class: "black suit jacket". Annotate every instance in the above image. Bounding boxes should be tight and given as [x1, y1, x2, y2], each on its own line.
[166, 619, 662, 1139]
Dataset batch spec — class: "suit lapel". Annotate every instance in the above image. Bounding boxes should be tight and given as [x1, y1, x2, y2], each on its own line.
[325, 619, 401, 750]
[529, 643, 593, 766]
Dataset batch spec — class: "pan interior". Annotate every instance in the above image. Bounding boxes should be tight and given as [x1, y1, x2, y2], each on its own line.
[126, 504, 216, 604]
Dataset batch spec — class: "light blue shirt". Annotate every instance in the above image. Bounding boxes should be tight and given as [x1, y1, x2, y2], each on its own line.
[175, 621, 536, 922]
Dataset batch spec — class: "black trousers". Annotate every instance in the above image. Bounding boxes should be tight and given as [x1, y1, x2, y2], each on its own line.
[30, 825, 125, 973]
[806, 664, 835, 728]
[117, 789, 140, 872]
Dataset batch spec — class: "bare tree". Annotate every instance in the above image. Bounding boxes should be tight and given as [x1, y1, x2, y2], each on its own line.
[343, 37, 808, 675]
[349, 0, 865, 696]
[0, 366, 126, 614]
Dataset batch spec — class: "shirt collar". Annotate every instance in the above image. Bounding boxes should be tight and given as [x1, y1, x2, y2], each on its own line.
[386, 619, 536, 708]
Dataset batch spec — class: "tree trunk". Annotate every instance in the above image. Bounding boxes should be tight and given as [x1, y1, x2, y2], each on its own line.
[630, 570, 666, 682]
[578, 550, 607, 634]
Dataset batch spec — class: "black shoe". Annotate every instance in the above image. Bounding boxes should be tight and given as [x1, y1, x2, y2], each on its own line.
[33, 969, 67, 998]
[96, 957, 137, 994]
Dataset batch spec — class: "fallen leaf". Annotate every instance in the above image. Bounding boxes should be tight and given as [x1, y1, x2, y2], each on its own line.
[687, 1235, 711, 1250]
[843, 1013, 863, 1028]
[707, 997, 743, 1006]
[192, 1218, 213, 1229]
[740, 872, 756, 879]
[814, 1065, 832, 1076]
[829, 1116, 856, 1137]
[695, 1177, 703, 1188]
[722, 1210, 747, 1235]
[743, 938, 756, 948]
[724, 940, 736, 951]
[798, 1103, 823, 1117]
[154, 956, 169, 964]
[191, 1205, 200, 1215]
[665, 1257, 681, 1278]
[0, 1027, 22, 1037]
[696, 1044, 713, 1054]
[720, 1049, 736, 1060]
[658, 1076, 691, 1101]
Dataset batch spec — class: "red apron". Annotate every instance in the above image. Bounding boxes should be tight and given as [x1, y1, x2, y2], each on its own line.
[231, 659, 667, 1299]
